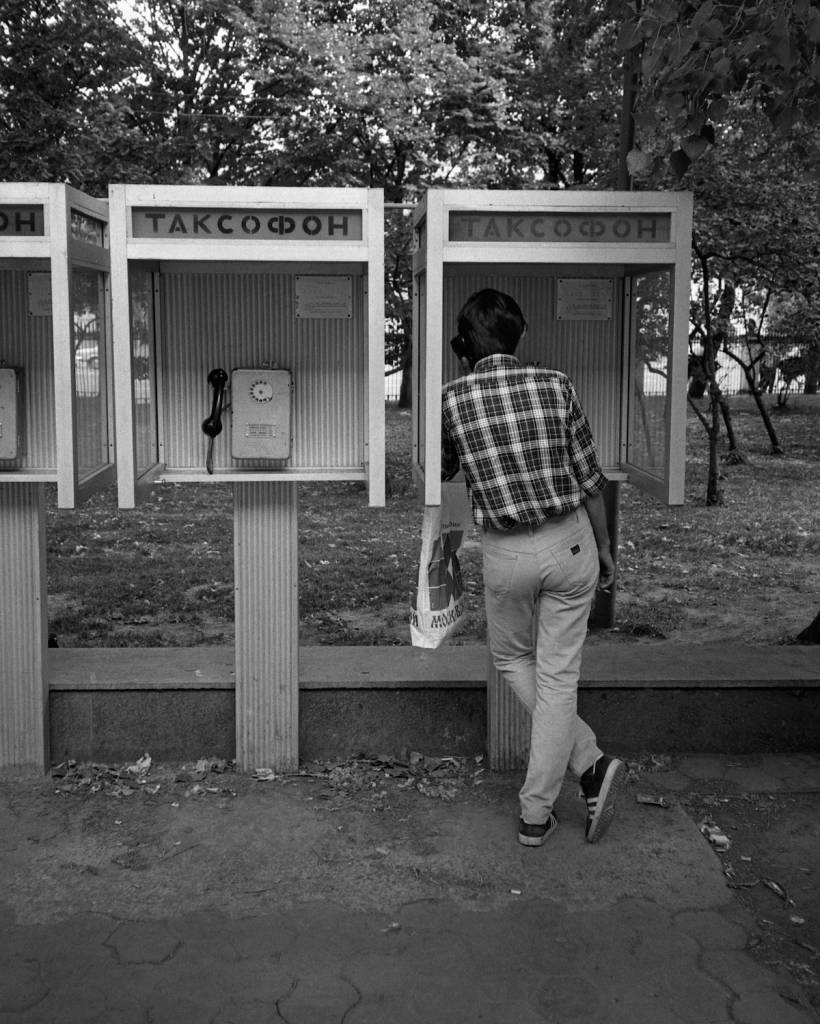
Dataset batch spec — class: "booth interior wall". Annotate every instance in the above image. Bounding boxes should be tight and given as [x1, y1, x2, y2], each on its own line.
[442, 269, 623, 467]
[0, 268, 56, 471]
[159, 268, 366, 472]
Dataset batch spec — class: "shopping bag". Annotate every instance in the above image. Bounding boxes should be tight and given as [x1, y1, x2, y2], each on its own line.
[410, 482, 472, 648]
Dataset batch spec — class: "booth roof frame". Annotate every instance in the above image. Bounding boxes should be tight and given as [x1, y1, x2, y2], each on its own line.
[0, 182, 114, 508]
[109, 184, 386, 508]
[411, 188, 694, 507]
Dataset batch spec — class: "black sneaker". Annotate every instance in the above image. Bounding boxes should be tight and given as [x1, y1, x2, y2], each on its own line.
[518, 812, 558, 847]
[580, 755, 625, 843]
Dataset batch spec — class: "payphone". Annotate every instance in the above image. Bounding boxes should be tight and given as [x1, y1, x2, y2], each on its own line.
[412, 188, 693, 768]
[109, 184, 385, 772]
[202, 366, 293, 470]
[0, 182, 114, 771]
[228, 368, 293, 461]
[0, 366, 24, 460]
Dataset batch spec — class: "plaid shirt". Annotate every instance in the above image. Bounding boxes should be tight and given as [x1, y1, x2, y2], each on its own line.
[441, 354, 607, 530]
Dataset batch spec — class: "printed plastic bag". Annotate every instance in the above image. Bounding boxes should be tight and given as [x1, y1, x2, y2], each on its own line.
[410, 482, 472, 648]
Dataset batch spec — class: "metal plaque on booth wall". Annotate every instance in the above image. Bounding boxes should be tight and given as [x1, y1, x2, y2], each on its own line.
[27, 272, 52, 317]
[556, 278, 613, 321]
[295, 275, 353, 319]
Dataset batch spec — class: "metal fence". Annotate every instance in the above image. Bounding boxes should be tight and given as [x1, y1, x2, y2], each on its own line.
[386, 338, 812, 404]
[385, 367, 403, 403]
[693, 332, 815, 396]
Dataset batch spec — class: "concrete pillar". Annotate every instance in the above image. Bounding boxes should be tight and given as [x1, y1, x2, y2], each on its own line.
[0, 483, 48, 772]
[234, 481, 299, 772]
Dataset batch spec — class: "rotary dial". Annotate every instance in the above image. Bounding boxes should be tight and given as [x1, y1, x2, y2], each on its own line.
[249, 379, 274, 403]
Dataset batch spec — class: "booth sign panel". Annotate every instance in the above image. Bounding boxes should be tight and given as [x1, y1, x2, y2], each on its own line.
[0, 206, 45, 236]
[448, 211, 672, 244]
[132, 208, 363, 240]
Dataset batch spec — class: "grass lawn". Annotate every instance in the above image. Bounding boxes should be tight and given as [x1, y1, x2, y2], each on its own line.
[46, 395, 819, 648]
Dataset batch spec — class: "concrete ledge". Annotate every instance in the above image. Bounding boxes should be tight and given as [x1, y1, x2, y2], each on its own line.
[581, 641, 819, 686]
[47, 647, 236, 690]
[46, 643, 820, 764]
[45, 646, 489, 691]
[47, 643, 820, 691]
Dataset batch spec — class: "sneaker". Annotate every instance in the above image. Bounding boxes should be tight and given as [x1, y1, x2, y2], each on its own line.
[518, 812, 558, 847]
[580, 755, 625, 843]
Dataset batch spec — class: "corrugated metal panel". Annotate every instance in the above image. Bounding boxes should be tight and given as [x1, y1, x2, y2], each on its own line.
[160, 269, 366, 472]
[0, 483, 47, 769]
[0, 270, 56, 469]
[234, 480, 299, 772]
[442, 269, 622, 466]
[487, 663, 530, 771]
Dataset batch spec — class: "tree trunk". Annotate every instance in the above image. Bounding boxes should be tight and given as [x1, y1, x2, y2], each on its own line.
[746, 370, 783, 455]
[704, 333, 723, 506]
[795, 610, 820, 644]
[728, 352, 783, 454]
[718, 395, 745, 464]
[705, 389, 722, 505]
[398, 355, 411, 409]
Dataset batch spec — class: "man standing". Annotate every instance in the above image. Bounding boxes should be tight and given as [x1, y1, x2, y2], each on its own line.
[442, 288, 625, 847]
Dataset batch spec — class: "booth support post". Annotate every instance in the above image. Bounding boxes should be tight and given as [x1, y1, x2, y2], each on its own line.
[589, 480, 621, 630]
[234, 480, 299, 772]
[0, 484, 48, 772]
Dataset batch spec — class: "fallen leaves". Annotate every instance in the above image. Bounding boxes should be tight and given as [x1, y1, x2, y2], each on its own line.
[51, 754, 236, 800]
[300, 753, 485, 803]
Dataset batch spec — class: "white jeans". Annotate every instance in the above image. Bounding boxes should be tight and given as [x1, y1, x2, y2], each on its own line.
[482, 508, 602, 825]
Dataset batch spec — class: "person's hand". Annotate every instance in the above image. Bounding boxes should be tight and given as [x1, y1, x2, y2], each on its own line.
[597, 545, 615, 591]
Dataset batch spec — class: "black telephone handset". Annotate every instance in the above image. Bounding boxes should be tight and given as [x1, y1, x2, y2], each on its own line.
[202, 368, 229, 474]
[449, 335, 473, 376]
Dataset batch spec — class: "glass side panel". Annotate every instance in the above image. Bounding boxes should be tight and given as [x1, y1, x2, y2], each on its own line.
[71, 267, 110, 479]
[626, 271, 671, 480]
[70, 210, 105, 246]
[129, 267, 158, 474]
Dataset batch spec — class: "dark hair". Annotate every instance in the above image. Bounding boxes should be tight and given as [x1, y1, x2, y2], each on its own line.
[456, 289, 527, 363]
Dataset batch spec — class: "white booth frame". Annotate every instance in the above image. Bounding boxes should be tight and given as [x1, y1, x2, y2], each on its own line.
[412, 188, 693, 507]
[109, 184, 385, 508]
[0, 182, 115, 508]
[0, 182, 113, 771]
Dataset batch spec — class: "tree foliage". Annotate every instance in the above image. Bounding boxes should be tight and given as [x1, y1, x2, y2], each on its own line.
[121, 0, 271, 184]
[3, 0, 819, 482]
[678, 100, 820, 498]
[0, 0, 144, 191]
[621, 0, 820, 178]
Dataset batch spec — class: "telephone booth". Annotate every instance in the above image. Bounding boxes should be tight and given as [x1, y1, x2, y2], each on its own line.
[0, 183, 114, 770]
[109, 185, 385, 771]
[411, 189, 693, 767]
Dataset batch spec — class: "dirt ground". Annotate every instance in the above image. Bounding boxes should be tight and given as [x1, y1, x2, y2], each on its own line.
[677, 789, 820, 1014]
[3, 754, 818, 1015]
